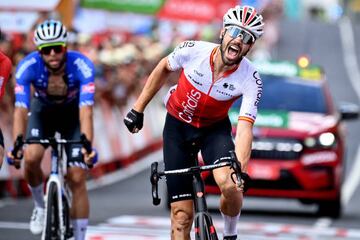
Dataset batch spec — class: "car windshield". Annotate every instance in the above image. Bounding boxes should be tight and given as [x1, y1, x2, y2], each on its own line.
[235, 74, 328, 114]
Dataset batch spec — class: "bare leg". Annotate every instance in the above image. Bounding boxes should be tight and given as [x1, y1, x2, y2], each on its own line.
[170, 200, 194, 240]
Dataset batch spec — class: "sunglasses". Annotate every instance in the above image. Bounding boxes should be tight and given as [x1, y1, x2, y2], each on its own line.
[39, 44, 66, 55]
[226, 26, 255, 44]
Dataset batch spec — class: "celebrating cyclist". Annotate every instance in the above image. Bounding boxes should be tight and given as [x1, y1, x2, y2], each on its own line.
[124, 5, 264, 240]
[7, 20, 96, 240]
[0, 50, 12, 168]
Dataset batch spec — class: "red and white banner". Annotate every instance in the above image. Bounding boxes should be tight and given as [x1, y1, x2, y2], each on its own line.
[157, 0, 237, 23]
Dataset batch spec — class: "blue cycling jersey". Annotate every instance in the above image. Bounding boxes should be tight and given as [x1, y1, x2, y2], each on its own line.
[15, 50, 95, 109]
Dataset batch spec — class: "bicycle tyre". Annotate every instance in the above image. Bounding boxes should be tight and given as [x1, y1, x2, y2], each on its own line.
[195, 213, 218, 240]
[44, 182, 61, 240]
[63, 196, 73, 239]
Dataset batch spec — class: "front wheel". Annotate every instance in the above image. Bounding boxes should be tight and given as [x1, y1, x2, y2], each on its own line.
[194, 213, 218, 240]
[63, 196, 73, 239]
[43, 182, 61, 240]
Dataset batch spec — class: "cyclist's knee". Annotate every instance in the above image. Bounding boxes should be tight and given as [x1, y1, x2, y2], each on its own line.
[24, 145, 44, 166]
[216, 174, 235, 195]
[171, 205, 193, 231]
[67, 168, 87, 189]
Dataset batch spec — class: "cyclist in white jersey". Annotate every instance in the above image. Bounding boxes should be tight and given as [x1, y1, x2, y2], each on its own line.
[124, 5, 264, 240]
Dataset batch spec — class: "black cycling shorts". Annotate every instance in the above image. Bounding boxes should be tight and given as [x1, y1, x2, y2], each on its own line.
[163, 113, 235, 203]
[26, 98, 86, 168]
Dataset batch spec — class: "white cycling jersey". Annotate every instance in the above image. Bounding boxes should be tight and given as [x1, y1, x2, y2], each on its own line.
[164, 40, 263, 128]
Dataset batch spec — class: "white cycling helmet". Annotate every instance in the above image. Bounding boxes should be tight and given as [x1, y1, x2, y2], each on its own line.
[223, 5, 264, 40]
[34, 20, 67, 47]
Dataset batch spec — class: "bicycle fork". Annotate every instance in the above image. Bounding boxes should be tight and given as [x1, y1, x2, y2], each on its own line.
[193, 172, 218, 240]
[42, 176, 66, 240]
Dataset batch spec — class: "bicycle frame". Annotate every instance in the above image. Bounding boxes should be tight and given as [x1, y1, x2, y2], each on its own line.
[150, 150, 242, 240]
[11, 134, 92, 240]
[42, 140, 71, 240]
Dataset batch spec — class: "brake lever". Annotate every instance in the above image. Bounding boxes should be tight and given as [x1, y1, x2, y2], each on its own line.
[150, 162, 161, 206]
[11, 134, 24, 169]
[80, 134, 93, 169]
[229, 150, 242, 185]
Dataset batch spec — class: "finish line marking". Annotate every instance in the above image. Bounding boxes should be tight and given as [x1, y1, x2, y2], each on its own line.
[1, 215, 360, 239]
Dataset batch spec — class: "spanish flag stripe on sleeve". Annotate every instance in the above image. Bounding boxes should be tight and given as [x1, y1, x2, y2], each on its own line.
[238, 116, 255, 124]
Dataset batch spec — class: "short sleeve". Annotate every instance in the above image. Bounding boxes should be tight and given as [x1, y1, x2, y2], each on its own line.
[167, 41, 196, 71]
[238, 70, 263, 124]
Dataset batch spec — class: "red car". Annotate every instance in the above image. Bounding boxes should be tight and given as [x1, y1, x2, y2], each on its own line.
[203, 60, 359, 218]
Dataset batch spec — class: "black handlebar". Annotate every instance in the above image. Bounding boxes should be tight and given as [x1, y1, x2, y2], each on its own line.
[10, 133, 93, 169]
[150, 162, 161, 206]
[150, 150, 244, 206]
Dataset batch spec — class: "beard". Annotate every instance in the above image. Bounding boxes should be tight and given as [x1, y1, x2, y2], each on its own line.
[219, 38, 249, 66]
[44, 55, 67, 73]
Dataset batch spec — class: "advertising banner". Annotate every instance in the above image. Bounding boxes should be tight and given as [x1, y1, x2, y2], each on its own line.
[157, 0, 237, 23]
[80, 0, 165, 15]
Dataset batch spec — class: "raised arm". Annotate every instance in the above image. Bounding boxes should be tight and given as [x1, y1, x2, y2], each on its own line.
[133, 56, 172, 112]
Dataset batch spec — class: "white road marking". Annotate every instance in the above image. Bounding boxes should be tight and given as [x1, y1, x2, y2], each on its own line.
[2, 215, 360, 239]
[313, 217, 332, 228]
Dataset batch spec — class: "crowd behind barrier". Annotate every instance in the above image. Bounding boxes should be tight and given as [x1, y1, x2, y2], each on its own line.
[0, 3, 281, 197]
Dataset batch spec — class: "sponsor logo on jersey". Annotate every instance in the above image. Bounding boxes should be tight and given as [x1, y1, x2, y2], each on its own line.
[81, 82, 95, 94]
[223, 83, 235, 91]
[179, 89, 201, 123]
[74, 58, 93, 78]
[15, 57, 36, 79]
[194, 69, 204, 77]
[15, 84, 25, 94]
[253, 71, 263, 106]
[216, 89, 235, 97]
[178, 41, 195, 49]
[187, 74, 202, 86]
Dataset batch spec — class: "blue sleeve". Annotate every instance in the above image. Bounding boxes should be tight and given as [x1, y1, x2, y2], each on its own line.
[14, 56, 36, 109]
[74, 55, 95, 107]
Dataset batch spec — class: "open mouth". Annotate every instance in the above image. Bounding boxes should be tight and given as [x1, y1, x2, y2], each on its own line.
[227, 45, 240, 58]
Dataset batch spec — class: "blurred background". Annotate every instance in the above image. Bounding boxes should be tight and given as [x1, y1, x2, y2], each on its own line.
[1, 0, 360, 239]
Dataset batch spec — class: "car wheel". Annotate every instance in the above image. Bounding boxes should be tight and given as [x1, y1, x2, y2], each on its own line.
[317, 197, 342, 219]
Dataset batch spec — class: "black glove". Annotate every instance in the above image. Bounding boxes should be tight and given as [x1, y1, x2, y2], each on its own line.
[124, 109, 144, 133]
[241, 172, 251, 193]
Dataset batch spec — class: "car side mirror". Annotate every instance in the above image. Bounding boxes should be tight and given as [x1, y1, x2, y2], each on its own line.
[338, 101, 359, 120]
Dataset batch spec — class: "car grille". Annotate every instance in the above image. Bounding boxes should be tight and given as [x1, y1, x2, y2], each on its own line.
[251, 138, 303, 160]
[250, 170, 302, 190]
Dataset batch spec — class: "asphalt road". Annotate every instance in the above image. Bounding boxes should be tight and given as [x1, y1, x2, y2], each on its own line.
[1, 18, 360, 240]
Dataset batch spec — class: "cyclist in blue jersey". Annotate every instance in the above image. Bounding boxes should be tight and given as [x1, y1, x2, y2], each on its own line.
[7, 20, 96, 240]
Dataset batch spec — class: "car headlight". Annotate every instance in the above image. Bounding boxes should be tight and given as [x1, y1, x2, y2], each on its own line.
[304, 132, 336, 148]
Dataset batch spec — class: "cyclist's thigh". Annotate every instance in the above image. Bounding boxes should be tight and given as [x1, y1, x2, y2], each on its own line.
[59, 108, 85, 169]
[163, 114, 199, 203]
[26, 98, 54, 141]
[201, 117, 234, 165]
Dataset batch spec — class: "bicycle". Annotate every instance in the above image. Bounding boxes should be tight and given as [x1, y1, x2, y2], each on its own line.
[150, 150, 244, 240]
[11, 133, 93, 240]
